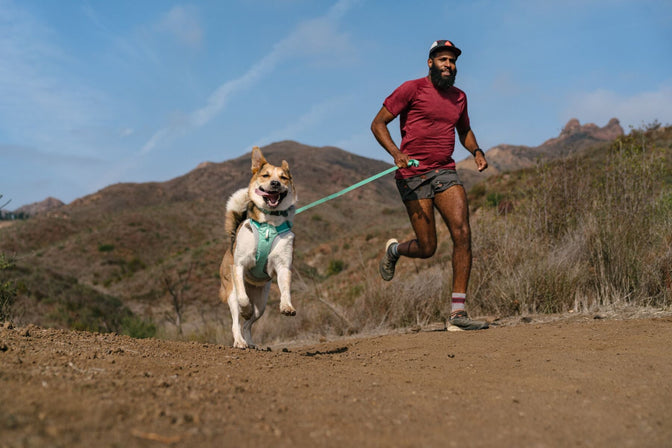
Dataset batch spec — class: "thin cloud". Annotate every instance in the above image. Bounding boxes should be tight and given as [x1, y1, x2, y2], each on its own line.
[566, 82, 672, 129]
[139, 0, 359, 155]
[252, 94, 356, 148]
[0, 1, 107, 149]
[156, 5, 203, 49]
[0, 144, 103, 166]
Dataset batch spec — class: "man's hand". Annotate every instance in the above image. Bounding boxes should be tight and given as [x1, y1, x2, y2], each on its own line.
[474, 149, 488, 172]
[393, 153, 411, 169]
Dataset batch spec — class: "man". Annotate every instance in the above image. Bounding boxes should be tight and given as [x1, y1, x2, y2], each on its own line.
[370, 39, 489, 330]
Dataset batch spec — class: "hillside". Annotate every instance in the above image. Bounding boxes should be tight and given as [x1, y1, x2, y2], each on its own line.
[0, 141, 411, 339]
[1, 121, 670, 346]
[457, 118, 624, 188]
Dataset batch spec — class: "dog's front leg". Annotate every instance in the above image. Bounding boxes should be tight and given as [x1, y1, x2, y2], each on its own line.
[227, 290, 248, 349]
[276, 266, 296, 316]
[232, 264, 253, 320]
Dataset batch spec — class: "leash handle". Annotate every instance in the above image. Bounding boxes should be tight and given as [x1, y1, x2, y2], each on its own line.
[295, 159, 419, 215]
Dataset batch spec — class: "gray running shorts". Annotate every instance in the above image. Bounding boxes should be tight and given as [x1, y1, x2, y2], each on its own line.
[395, 169, 463, 202]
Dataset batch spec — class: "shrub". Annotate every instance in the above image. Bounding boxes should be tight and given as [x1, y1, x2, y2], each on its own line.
[486, 192, 503, 208]
[326, 259, 345, 276]
[0, 253, 16, 322]
[121, 316, 156, 339]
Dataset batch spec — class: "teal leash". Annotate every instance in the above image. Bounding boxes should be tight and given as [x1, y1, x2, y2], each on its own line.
[295, 159, 419, 215]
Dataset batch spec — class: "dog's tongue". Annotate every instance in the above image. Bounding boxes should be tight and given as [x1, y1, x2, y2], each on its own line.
[256, 188, 280, 207]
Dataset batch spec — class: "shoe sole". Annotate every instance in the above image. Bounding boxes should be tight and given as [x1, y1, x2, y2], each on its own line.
[448, 321, 489, 331]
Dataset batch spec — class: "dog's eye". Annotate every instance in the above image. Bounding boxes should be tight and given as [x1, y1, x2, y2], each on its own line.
[261, 173, 270, 178]
[281, 175, 289, 181]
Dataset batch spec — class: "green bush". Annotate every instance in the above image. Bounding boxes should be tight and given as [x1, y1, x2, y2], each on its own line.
[326, 259, 345, 276]
[486, 192, 503, 208]
[121, 316, 156, 339]
[0, 253, 16, 322]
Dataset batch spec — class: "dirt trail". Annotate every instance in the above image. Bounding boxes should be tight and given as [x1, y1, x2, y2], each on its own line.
[1, 316, 671, 447]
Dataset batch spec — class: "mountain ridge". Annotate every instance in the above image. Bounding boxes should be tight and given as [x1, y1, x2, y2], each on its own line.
[8, 118, 623, 217]
[0, 117, 641, 340]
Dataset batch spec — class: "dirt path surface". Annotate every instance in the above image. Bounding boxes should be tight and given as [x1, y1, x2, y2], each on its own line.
[1, 316, 671, 448]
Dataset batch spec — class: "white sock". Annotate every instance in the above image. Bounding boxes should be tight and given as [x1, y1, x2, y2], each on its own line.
[451, 293, 466, 315]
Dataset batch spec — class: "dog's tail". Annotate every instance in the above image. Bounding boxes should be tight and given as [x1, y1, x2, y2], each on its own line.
[224, 188, 249, 248]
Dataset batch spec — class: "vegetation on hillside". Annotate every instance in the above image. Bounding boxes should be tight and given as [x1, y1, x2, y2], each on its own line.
[1, 196, 17, 321]
[0, 253, 16, 322]
[227, 123, 672, 345]
[1, 126, 670, 345]
[468, 124, 672, 315]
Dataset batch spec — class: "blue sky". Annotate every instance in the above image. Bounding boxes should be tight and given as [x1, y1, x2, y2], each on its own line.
[1, 0, 671, 209]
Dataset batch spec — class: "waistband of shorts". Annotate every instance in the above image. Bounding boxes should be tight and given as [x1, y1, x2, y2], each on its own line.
[397, 168, 457, 180]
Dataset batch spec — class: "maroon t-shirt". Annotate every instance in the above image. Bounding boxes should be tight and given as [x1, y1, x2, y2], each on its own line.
[383, 77, 470, 179]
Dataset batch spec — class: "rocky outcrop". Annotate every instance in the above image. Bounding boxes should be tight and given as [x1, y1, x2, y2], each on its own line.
[12, 197, 64, 217]
[457, 118, 624, 189]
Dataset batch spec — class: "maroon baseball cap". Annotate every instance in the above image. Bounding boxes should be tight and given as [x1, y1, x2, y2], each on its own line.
[428, 40, 462, 58]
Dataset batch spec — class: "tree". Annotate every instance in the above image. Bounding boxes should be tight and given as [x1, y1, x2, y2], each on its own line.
[161, 262, 194, 335]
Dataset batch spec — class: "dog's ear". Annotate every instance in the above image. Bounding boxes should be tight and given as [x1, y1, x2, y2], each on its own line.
[251, 146, 267, 174]
[281, 160, 291, 178]
[282, 160, 297, 199]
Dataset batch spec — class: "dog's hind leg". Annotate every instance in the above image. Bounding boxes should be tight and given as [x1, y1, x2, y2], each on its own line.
[242, 283, 270, 348]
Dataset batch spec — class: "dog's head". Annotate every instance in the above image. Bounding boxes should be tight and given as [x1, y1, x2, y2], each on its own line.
[248, 146, 296, 212]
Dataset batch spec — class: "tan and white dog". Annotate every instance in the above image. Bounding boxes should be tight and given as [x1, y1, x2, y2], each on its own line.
[219, 146, 297, 349]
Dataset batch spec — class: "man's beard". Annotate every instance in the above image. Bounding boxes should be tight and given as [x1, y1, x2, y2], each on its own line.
[429, 64, 457, 90]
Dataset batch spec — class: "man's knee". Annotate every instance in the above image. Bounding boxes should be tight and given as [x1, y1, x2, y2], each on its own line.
[416, 240, 436, 258]
[451, 225, 471, 248]
[406, 238, 436, 258]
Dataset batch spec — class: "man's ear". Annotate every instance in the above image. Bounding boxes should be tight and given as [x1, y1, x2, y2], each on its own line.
[251, 146, 266, 174]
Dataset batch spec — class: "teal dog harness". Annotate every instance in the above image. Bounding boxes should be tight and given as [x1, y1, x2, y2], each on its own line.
[248, 219, 293, 281]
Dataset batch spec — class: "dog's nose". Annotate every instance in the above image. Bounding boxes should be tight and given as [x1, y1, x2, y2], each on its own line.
[270, 180, 281, 189]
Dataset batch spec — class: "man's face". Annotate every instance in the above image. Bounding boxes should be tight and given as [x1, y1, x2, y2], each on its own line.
[428, 49, 458, 90]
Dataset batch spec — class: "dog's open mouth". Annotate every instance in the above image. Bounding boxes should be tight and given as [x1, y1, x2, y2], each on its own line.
[255, 188, 288, 208]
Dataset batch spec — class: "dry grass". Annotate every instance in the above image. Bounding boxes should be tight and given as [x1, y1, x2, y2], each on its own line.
[3, 127, 671, 346]
[162, 125, 672, 346]
[469, 127, 672, 317]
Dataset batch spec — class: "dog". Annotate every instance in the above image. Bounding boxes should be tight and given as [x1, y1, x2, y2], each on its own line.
[219, 146, 297, 348]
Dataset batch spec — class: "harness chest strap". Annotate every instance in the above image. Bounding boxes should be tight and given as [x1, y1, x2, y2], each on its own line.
[248, 219, 293, 281]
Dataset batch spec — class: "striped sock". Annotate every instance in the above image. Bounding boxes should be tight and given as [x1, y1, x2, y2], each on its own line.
[388, 242, 400, 259]
[451, 293, 466, 315]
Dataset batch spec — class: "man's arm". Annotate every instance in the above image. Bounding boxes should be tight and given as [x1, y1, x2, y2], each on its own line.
[371, 106, 409, 169]
[458, 127, 488, 172]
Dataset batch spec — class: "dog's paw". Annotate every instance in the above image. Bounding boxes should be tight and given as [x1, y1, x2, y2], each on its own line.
[280, 304, 296, 316]
[233, 340, 249, 349]
[239, 303, 254, 320]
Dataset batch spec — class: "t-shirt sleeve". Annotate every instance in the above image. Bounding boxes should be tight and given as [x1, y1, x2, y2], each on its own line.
[383, 80, 417, 117]
[455, 93, 471, 134]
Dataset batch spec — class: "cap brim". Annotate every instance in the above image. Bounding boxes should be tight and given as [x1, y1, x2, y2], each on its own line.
[429, 46, 461, 57]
